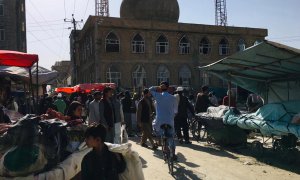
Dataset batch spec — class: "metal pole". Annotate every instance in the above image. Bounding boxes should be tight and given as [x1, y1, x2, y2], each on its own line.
[36, 62, 39, 111]
[29, 68, 34, 113]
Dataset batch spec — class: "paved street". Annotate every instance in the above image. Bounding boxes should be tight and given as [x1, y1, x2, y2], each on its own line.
[128, 137, 300, 180]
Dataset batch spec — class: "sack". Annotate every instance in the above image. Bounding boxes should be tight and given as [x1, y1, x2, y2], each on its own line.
[39, 119, 68, 169]
[0, 145, 47, 177]
[121, 125, 128, 144]
[106, 143, 145, 180]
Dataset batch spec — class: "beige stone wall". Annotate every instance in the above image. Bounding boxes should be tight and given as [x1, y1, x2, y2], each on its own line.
[76, 16, 268, 91]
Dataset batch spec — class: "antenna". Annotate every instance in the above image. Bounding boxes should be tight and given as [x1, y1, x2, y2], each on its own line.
[95, 0, 109, 17]
[215, 0, 227, 26]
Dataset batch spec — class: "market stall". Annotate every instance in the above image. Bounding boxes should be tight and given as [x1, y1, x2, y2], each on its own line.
[197, 40, 300, 150]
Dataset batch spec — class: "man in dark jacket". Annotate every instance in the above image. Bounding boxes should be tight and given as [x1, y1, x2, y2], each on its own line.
[81, 124, 126, 180]
[99, 87, 115, 143]
[174, 87, 194, 144]
[137, 89, 157, 149]
[194, 85, 213, 113]
[121, 91, 133, 136]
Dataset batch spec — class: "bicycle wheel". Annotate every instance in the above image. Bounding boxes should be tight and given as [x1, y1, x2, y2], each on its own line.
[168, 149, 174, 174]
[191, 119, 207, 141]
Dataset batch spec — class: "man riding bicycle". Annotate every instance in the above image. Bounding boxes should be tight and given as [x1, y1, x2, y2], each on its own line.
[150, 81, 178, 161]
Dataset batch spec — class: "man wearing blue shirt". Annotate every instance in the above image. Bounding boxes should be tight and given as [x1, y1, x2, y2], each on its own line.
[150, 81, 178, 160]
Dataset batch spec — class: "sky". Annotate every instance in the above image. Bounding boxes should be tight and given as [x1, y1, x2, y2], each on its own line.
[26, 0, 300, 69]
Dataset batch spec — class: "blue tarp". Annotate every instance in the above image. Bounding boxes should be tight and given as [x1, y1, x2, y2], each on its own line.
[223, 101, 300, 138]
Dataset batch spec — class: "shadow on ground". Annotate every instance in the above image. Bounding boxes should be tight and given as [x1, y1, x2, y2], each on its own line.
[223, 142, 300, 175]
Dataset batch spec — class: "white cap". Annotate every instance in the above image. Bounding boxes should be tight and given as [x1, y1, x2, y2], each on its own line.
[176, 86, 184, 92]
[57, 93, 62, 98]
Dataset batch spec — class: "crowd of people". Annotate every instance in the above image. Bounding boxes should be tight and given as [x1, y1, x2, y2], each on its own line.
[0, 82, 266, 179]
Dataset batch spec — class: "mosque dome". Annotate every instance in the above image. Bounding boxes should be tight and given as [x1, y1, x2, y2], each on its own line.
[120, 0, 180, 23]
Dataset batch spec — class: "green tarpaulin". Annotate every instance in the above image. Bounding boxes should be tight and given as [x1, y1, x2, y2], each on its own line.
[199, 40, 300, 103]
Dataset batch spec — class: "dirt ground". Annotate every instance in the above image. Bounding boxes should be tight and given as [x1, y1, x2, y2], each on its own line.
[129, 136, 300, 180]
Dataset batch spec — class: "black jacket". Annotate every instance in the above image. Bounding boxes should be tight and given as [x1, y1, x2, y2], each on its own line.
[81, 145, 126, 180]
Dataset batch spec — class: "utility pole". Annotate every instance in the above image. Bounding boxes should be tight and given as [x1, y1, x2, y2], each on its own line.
[64, 14, 83, 85]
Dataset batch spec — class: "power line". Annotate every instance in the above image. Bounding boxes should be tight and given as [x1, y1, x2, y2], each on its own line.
[27, 19, 64, 25]
[27, 12, 62, 47]
[28, 31, 61, 57]
[28, 36, 62, 43]
[64, 0, 67, 19]
[27, 1, 62, 44]
[73, 0, 77, 15]
[28, 23, 66, 28]
[82, 0, 91, 20]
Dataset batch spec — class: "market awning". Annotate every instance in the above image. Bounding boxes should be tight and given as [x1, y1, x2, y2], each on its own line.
[0, 66, 58, 84]
[0, 50, 39, 68]
[199, 40, 300, 103]
[55, 87, 76, 94]
[74, 83, 116, 93]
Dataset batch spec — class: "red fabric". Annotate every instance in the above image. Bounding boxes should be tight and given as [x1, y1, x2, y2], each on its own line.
[55, 87, 76, 94]
[0, 50, 39, 68]
[74, 83, 116, 93]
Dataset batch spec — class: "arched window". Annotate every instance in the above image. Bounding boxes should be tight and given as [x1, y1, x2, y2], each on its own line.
[132, 65, 147, 88]
[219, 38, 229, 55]
[201, 71, 210, 85]
[156, 35, 169, 54]
[105, 32, 120, 52]
[157, 65, 170, 85]
[179, 35, 190, 54]
[132, 34, 145, 53]
[106, 66, 121, 86]
[179, 65, 191, 86]
[237, 39, 246, 52]
[199, 38, 211, 55]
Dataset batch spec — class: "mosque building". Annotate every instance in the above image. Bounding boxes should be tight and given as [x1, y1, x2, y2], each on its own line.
[73, 0, 267, 91]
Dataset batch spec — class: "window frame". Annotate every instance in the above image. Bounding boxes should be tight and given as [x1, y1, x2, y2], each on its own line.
[132, 34, 145, 53]
[156, 35, 169, 54]
[199, 38, 211, 55]
[179, 65, 192, 86]
[0, 4, 4, 16]
[237, 39, 246, 52]
[219, 38, 229, 56]
[179, 36, 190, 54]
[156, 65, 170, 85]
[0, 28, 5, 41]
[105, 32, 120, 53]
[106, 67, 121, 86]
[132, 65, 147, 87]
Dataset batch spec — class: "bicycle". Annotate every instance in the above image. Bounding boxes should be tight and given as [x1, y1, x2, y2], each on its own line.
[160, 124, 175, 174]
[190, 116, 207, 142]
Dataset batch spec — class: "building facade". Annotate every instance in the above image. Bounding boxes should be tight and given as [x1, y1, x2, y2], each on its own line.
[51, 61, 72, 87]
[73, 0, 267, 91]
[0, 0, 26, 51]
